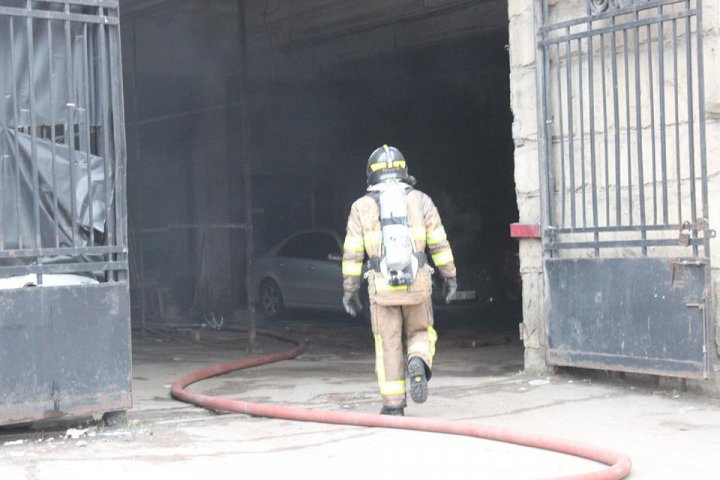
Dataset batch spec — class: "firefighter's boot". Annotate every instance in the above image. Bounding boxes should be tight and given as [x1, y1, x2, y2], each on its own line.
[380, 406, 405, 416]
[407, 356, 428, 403]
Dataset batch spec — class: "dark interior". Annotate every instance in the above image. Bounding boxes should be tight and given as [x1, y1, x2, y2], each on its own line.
[121, 0, 520, 328]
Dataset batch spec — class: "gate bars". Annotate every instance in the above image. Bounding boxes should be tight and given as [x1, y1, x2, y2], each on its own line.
[537, 0, 709, 258]
[0, 0, 127, 282]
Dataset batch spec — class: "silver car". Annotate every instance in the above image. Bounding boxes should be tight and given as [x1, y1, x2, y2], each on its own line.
[251, 229, 362, 318]
[251, 229, 494, 320]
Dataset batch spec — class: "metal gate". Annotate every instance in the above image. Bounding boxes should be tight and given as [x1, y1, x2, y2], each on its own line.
[0, 0, 130, 425]
[537, 0, 712, 378]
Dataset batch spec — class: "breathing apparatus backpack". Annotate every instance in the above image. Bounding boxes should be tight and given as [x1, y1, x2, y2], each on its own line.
[368, 180, 420, 287]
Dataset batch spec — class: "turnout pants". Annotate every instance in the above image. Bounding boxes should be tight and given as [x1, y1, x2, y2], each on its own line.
[370, 297, 437, 408]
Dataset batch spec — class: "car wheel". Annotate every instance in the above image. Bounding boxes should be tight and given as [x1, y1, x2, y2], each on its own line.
[259, 279, 285, 318]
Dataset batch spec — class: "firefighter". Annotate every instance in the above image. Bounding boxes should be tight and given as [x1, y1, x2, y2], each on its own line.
[342, 145, 457, 416]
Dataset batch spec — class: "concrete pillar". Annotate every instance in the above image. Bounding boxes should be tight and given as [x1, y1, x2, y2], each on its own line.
[519, 240, 547, 373]
[702, 1, 720, 372]
[509, 0, 548, 373]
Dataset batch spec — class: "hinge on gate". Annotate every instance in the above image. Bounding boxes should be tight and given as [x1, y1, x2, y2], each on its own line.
[678, 219, 716, 246]
[696, 218, 716, 239]
[694, 218, 715, 238]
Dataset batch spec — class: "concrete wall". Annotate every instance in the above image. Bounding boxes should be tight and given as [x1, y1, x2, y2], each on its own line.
[509, 0, 544, 371]
[509, 0, 720, 378]
[704, 0, 720, 365]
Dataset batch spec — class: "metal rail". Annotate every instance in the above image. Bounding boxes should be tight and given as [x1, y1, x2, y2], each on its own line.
[538, 0, 710, 257]
[0, 0, 127, 282]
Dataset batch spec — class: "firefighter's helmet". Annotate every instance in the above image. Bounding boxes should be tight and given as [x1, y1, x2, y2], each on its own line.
[366, 145, 414, 186]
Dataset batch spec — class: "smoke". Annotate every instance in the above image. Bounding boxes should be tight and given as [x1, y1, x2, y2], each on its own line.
[121, 0, 518, 316]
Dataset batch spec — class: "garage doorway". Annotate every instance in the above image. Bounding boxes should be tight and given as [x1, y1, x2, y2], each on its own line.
[121, 0, 519, 337]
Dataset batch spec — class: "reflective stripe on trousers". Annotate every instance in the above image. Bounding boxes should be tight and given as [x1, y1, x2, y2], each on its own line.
[374, 333, 407, 397]
[407, 326, 438, 361]
[370, 298, 435, 407]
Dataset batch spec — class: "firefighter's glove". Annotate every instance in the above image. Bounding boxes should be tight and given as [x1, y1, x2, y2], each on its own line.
[443, 277, 458, 304]
[343, 292, 363, 317]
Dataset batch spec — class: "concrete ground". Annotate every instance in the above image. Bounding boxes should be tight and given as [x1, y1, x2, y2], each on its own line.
[1, 309, 719, 479]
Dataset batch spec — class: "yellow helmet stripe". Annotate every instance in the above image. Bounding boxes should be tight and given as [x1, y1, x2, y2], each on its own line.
[369, 160, 406, 172]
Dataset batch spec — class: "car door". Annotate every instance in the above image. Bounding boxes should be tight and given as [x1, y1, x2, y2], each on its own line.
[303, 232, 345, 309]
[274, 233, 315, 306]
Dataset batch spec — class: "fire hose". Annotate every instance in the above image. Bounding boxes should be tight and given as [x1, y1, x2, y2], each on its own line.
[170, 327, 632, 480]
